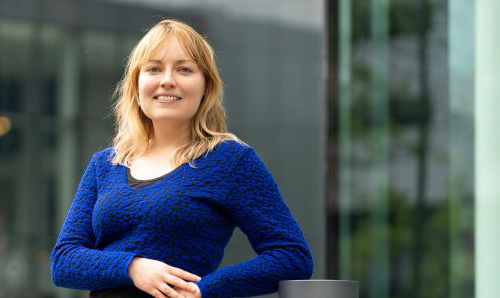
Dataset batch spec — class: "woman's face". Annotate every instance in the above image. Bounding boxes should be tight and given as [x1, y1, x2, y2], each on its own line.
[137, 37, 206, 127]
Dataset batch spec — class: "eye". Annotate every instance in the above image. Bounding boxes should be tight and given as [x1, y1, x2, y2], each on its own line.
[178, 66, 193, 73]
[146, 66, 162, 73]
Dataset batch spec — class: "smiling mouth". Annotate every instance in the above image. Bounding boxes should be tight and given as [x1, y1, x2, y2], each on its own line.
[154, 95, 182, 102]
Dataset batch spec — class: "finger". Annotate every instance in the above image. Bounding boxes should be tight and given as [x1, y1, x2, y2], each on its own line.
[174, 287, 189, 297]
[150, 289, 168, 298]
[174, 286, 192, 295]
[157, 283, 184, 298]
[167, 266, 201, 282]
[163, 274, 198, 293]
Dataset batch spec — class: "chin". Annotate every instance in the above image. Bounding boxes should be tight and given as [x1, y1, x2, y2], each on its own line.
[150, 115, 193, 124]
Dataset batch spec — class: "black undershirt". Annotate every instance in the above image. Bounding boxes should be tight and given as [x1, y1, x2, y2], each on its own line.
[89, 285, 151, 297]
[126, 166, 176, 188]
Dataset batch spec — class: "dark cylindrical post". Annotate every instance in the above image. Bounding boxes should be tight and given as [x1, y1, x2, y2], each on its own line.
[279, 280, 359, 298]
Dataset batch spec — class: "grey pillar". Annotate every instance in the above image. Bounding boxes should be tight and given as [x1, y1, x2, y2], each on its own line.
[279, 280, 359, 298]
[55, 29, 81, 298]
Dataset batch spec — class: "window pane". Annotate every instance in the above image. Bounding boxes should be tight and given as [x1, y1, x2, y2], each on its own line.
[327, 1, 475, 298]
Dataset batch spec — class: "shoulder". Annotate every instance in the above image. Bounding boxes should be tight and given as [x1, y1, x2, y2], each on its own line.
[198, 139, 254, 169]
[209, 140, 268, 171]
[212, 139, 251, 156]
[88, 147, 116, 166]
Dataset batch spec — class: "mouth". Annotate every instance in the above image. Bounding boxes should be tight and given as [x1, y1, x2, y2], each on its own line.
[154, 95, 182, 102]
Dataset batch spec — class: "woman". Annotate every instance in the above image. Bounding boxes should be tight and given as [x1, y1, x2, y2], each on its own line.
[51, 19, 313, 298]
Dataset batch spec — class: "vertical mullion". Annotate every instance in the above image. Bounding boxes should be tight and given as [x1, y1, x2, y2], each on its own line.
[338, 0, 353, 280]
[325, 0, 341, 279]
[475, 0, 500, 298]
[369, 0, 390, 298]
[448, 1, 475, 298]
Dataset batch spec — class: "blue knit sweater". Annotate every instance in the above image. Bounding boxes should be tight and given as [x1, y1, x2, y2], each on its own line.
[51, 140, 313, 297]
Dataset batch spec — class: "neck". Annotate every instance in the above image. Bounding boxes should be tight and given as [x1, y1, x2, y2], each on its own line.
[148, 120, 191, 155]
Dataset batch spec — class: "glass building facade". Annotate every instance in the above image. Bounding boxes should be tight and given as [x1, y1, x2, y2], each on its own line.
[0, 0, 499, 298]
[0, 1, 323, 297]
[326, 1, 499, 298]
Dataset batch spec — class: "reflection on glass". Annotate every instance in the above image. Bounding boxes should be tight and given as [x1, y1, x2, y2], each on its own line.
[329, 0, 475, 298]
[0, 1, 324, 297]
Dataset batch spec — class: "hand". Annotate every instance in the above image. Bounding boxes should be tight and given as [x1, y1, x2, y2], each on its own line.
[128, 257, 201, 298]
[174, 283, 202, 298]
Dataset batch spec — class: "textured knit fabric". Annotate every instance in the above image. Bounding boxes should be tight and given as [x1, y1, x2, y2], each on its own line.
[51, 140, 313, 298]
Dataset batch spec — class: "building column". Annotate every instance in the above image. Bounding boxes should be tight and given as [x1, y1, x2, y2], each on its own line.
[475, 1, 500, 298]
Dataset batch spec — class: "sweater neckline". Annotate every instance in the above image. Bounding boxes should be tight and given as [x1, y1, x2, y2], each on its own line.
[126, 165, 181, 182]
[120, 162, 187, 190]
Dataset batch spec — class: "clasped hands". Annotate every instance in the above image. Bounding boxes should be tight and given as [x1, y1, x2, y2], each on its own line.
[128, 257, 202, 298]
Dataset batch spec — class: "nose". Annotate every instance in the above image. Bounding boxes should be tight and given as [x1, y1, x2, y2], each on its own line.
[160, 70, 176, 88]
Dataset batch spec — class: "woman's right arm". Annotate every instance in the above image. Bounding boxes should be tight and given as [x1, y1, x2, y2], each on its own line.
[51, 153, 139, 290]
[51, 152, 202, 297]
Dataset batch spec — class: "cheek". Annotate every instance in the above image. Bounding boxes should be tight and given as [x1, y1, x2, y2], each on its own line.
[138, 75, 156, 95]
[188, 76, 206, 97]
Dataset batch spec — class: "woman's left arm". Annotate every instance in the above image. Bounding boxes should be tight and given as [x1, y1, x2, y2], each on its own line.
[195, 148, 314, 298]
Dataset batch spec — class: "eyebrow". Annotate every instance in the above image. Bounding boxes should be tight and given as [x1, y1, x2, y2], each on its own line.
[146, 59, 195, 64]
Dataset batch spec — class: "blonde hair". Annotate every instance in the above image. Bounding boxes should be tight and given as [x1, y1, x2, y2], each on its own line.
[111, 19, 245, 167]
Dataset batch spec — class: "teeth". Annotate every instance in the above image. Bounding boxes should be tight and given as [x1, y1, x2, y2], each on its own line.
[156, 95, 180, 101]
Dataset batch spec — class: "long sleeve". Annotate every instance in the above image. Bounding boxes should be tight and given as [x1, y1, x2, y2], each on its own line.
[195, 148, 314, 298]
[51, 153, 139, 290]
